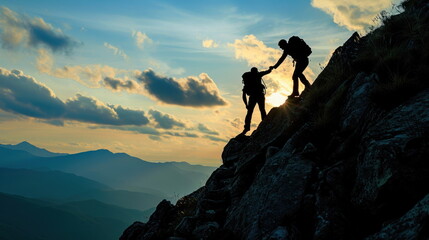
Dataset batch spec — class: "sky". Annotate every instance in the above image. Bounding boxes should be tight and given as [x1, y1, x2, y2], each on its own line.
[0, 0, 400, 166]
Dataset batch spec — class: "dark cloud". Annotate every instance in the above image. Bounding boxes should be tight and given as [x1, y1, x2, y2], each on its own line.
[148, 109, 186, 129]
[204, 135, 227, 142]
[197, 123, 219, 135]
[0, 7, 79, 53]
[65, 95, 149, 125]
[91, 125, 198, 139]
[149, 135, 162, 141]
[137, 69, 227, 107]
[103, 77, 138, 92]
[89, 125, 160, 135]
[164, 132, 199, 138]
[28, 21, 78, 52]
[183, 132, 199, 138]
[0, 67, 149, 126]
[113, 105, 150, 125]
[65, 94, 121, 124]
[0, 67, 224, 141]
[40, 119, 65, 126]
[0, 69, 66, 118]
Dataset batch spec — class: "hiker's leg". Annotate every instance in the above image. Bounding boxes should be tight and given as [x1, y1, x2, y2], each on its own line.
[296, 58, 311, 88]
[291, 66, 300, 96]
[244, 96, 257, 130]
[257, 95, 267, 120]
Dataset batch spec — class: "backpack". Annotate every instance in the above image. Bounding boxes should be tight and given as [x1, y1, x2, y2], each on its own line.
[288, 36, 312, 58]
[242, 72, 265, 96]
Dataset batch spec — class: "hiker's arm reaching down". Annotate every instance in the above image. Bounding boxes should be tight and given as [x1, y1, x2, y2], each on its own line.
[272, 51, 287, 69]
[242, 91, 248, 109]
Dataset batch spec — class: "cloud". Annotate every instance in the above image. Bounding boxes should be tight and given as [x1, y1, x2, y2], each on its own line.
[65, 94, 150, 125]
[36, 50, 125, 88]
[1, 67, 220, 141]
[53, 64, 121, 88]
[0, 7, 78, 53]
[36, 51, 227, 108]
[164, 131, 199, 138]
[91, 125, 199, 139]
[0, 68, 66, 118]
[104, 42, 128, 59]
[90, 125, 161, 136]
[132, 31, 152, 49]
[111, 105, 150, 125]
[203, 135, 227, 143]
[137, 69, 227, 108]
[36, 48, 54, 73]
[103, 77, 139, 92]
[229, 35, 279, 67]
[227, 118, 243, 129]
[202, 39, 219, 48]
[39, 119, 65, 126]
[311, 0, 401, 32]
[0, 67, 149, 126]
[148, 109, 186, 129]
[197, 123, 219, 135]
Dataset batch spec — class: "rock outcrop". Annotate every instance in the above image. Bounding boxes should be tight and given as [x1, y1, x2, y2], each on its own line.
[121, 1, 429, 239]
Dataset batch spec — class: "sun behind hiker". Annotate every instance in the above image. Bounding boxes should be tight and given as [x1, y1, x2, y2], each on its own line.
[270, 36, 312, 98]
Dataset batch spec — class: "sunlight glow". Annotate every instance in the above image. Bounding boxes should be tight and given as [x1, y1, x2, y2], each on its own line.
[266, 92, 287, 107]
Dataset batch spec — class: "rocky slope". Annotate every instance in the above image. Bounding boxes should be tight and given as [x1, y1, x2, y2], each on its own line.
[120, 1, 429, 239]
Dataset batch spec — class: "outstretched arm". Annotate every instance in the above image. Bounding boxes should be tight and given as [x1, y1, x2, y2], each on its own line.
[272, 51, 287, 69]
[242, 91, 248, 109]
[259, 68, 272, 76]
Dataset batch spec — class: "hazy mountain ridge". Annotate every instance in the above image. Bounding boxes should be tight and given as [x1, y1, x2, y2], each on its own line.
[0, 167, 111, 199]
[0, 142, 215, 196]
[0, 168, 163, 211]
[0, 141, 67, 157]
[121, 0, 429, 239]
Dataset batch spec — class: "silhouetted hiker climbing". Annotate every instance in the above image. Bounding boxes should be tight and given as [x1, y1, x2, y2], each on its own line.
[270, 36, 312, 97]
[241, 67, 272, 134]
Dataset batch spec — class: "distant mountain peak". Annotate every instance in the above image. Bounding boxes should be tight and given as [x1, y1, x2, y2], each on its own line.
[93, 149, 113, 154]
[0, 141, 66, 158]
[16, 141, 42, 150]
[17, 141, 32, 146]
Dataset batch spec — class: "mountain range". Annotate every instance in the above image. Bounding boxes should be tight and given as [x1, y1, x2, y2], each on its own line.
[0, 141, 215, 239]
[0, 142, 215, 196]
[0, 168, 163, 211]
[0, 141, 67, 157]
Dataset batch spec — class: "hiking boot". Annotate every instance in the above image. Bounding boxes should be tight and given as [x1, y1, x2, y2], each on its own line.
[241, 126, 250, 135]
[304, 85, 312, 92]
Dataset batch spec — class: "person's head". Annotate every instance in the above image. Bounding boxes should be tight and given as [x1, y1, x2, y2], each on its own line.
[251, 67, 258, 73]
[278, 39, 287, 50]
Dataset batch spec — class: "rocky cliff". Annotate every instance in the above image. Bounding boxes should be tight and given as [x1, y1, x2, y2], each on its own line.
[120, 0, 429, 239]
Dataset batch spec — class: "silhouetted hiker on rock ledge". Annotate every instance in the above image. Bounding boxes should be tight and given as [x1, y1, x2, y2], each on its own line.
[241, 67, 272, 135]
[270, 36, 312, 98]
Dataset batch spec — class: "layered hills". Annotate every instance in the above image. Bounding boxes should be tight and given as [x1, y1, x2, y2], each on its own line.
[0, 142, 214, 239]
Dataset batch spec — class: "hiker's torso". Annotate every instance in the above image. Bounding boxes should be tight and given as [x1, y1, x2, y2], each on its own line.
[285, 45, 307, 61]
[243, 72, 265, 96]
[286, 37, 311, 60]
